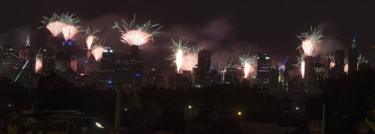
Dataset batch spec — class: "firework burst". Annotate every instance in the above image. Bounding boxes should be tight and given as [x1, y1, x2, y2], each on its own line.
[62, 25, 79, 41]
[41, 12, 80, 37]
[297, 27, 323, 56]
[84, 27, 100, 50]
[170, 40, 189, 73]
[113, 15, 162, 46]
[239, 54, 257, 79]
[91, 40, 106, 61]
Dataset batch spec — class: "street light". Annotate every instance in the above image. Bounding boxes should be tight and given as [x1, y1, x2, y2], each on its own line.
[188, 105, 192, 110]
[237, 111, 242, 116]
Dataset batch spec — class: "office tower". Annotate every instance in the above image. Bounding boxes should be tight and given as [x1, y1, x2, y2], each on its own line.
[257, 52, 272, 84]
[195, 49, 211, 87]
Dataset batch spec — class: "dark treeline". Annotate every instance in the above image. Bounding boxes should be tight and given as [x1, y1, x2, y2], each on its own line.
[0, 68, 375, 133]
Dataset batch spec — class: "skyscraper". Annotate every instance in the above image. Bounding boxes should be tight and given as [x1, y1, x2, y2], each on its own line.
[195, 49, 211, 87]
[349, 36, 360, 74]
[98, 47, 115, 90]
[257, 52, 272, 85]
[332, 50, 345, 75]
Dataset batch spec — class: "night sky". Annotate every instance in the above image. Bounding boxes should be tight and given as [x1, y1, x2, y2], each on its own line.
[1, 0, 375, 70]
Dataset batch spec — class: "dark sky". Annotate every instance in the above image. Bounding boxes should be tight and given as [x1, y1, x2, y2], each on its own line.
[1, 0, 375, 69]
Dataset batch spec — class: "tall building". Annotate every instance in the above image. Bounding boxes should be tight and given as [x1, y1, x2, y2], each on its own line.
[257, 52, 272, 85]
[19, 32, 32, 61]
[145, 68, 165, 88]
[0, 46, 18, 76]
[195, 49, 211, 87]
[349, 36, 360, 74]
[98, 47, 115, 90]
[223, 67, 239, 85]
[332, 50, 345, 75]
[115, 47, 143, 94]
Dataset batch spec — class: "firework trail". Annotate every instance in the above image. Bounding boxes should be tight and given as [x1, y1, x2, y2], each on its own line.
[91, 40, 106, 61]
[218, 57, 233, 81]
[296, 54, 305, 79]
[239, 54, 257, 79]
[85, 27, 100, 50]
[41, 13, 80, 37]
[297, 27, 323, 57]
[113, 15, 162, 46]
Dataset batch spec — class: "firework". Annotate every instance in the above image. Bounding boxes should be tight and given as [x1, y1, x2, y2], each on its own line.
[301, 60, 306, 79]
[62, 25, 79, 41]
[35, 54, 43, 74]
[357, 54, 368, 70]
[86, 35, 96, 50]
[41, 13, 80, 37]
[239, 54, 257, 79]
[297, 27, 323, 56]
[85, 27, 100, 50]
[170, 40, 189, 73]
[218, 58, 233, 81]
[113, 16, 162, 46]
[182, 48, 199, 71]
[344, 64, 349, 74]
[46, 21, 67, 37]
[328, 55, 335, 70]
[91, 40, 106, 61]
[297, 54, 305, 79]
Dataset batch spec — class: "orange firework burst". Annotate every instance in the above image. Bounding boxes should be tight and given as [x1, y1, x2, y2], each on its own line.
[113, 15, 161, 46]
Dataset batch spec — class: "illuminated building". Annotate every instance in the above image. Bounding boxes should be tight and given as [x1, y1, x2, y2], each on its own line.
[348, 36, 360, 74]
[257, 52, 272, 85]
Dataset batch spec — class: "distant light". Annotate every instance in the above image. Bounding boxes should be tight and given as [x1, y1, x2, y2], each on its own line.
[152, 68, 156, 71]
[7, 104, 12, 108]
[124, 107, 128, 111]
[135, 73, 141, 78]
[107, 80, 112, 85]
[188, 105, 192, 109]
[237, 111, 242, 116]
[109, 50, 113, 53]
[95, 122, 104, 129]
[295, 106, 300, 111]
[266, 56, 270, 60]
